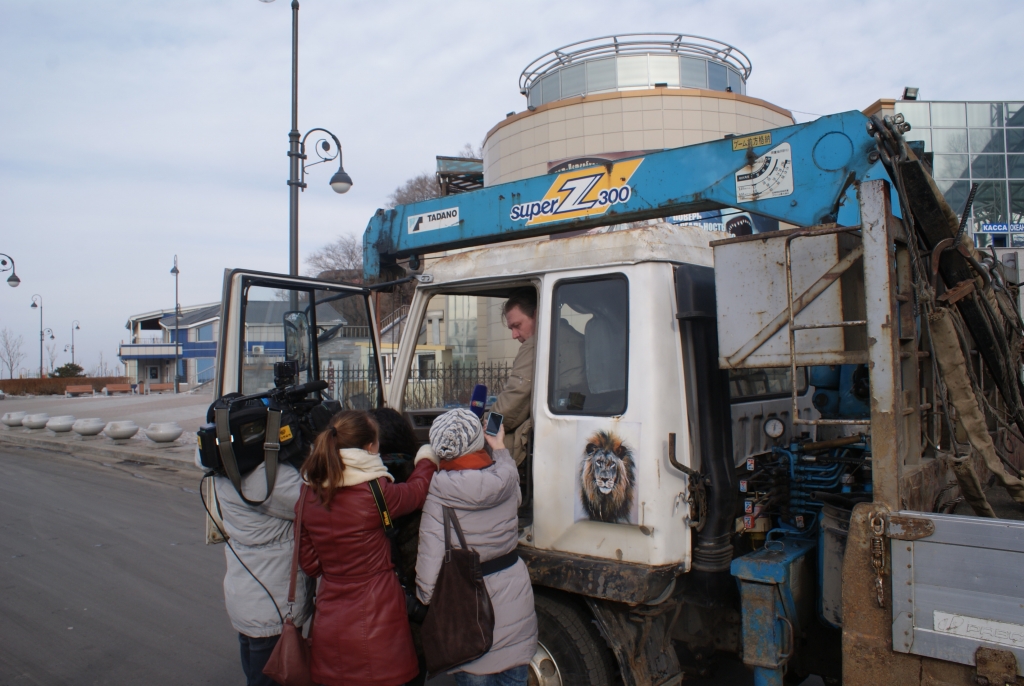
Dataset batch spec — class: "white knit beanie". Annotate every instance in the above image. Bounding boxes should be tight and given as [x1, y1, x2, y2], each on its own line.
[429, 408, 485, 461]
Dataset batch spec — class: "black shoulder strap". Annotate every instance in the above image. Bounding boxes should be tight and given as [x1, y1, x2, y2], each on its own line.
[368, 478, 397, 537]
[445, 506, 470, 551]
[214, 406, 281, 507]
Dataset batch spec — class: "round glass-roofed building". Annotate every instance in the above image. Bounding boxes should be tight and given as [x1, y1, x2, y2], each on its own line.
[483, 34, 796, 186]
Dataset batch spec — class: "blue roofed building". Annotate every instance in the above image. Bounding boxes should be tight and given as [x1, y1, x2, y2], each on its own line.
[118, 303, 222, 390]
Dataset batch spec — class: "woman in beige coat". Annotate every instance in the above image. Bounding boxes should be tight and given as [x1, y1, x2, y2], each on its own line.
[415, 408, 538, 685]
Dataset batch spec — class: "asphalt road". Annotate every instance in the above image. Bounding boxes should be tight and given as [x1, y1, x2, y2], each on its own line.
[0, 445, 238, 685]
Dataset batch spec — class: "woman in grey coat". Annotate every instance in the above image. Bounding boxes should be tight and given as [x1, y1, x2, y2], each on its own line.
[415, 408, 538, 686]
[215, 462, 313, 686]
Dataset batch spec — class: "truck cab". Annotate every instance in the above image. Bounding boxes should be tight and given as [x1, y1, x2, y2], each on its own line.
[391, 223, 712, 572]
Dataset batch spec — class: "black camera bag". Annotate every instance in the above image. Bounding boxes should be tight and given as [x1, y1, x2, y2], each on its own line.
[197, 393, 304, 506]
[202, 394, 306, 470]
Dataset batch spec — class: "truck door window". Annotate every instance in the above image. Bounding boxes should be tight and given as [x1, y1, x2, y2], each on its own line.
[240, 285, 311, 394]
[548, 274, 629, 416]
[239, 284, 379, 403]
[314, 288, 380, 410]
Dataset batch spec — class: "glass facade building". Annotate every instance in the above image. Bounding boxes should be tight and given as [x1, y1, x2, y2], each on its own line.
[893, 100, 1024, 247]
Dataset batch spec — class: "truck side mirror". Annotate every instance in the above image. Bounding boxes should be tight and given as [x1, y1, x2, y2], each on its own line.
[283, 311, 311, 372]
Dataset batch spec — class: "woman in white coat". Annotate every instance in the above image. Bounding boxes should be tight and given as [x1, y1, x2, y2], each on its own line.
[415, 408, 538, 686]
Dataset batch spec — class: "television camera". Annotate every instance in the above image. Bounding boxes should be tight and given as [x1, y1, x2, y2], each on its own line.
[197, 361, 341, 504]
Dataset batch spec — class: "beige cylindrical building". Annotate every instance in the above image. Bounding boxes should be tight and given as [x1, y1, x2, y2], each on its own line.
[483, 34, 795, 186]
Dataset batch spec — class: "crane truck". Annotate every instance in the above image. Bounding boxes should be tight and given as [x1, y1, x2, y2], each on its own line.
[207, 109, 1024, 686]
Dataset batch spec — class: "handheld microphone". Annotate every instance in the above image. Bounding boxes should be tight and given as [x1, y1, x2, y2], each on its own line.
[469, 384, 488, 418]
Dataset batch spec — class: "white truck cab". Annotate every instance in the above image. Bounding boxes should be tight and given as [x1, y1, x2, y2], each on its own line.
[390, 223, 714, 573]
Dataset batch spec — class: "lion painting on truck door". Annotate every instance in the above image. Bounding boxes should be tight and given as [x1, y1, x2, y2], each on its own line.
[577, 429, 637, 524]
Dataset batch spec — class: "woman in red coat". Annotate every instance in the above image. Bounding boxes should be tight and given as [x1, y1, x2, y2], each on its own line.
[298, 410, 437, 686]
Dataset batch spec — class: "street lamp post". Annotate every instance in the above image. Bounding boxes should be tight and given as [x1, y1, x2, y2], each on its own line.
[42, 328, 54, 375]
[1, 252, 21, 287]
[70, 320, 80, 366]
[29, 295, 53, 378]
[260, 0, 353, 276]
[171, 256, 180, 394]
[286, 0, 301, 277]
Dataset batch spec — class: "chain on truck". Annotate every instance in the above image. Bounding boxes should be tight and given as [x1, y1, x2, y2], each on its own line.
[199, 110, 1024, 686]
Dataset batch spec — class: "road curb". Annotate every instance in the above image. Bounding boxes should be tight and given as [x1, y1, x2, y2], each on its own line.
[0, 430, 201, 471]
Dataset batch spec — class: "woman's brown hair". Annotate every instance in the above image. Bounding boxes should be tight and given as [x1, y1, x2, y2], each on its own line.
[301, 410, 378, 507]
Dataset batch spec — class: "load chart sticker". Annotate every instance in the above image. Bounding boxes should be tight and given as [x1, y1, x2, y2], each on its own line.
[735, 142, 793, 203]
[407, 207, 460, 234]
[509, 158, 644, 226]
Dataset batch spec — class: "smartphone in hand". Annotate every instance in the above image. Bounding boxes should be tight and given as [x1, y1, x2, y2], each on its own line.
[485, 411, 504, 436]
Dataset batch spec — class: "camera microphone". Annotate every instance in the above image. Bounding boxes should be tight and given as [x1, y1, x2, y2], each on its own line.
[470, 384, 487, 418]
[284, 380, 329, 397]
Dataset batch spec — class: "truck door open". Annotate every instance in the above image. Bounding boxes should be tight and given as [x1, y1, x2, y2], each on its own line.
[215, 269, 384, 408]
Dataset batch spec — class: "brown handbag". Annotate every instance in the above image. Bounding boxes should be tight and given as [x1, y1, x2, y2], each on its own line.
[421, 506, 495, 675]
[263, 485, 316, 686]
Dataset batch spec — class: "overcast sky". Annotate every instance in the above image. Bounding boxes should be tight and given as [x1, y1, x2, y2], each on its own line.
[0, 0, 1020, 376]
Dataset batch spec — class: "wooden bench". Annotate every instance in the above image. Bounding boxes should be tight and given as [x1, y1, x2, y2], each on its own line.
[103, 384, 134, 396]
[65, 384, 95, 397]
[147, 383, 175, 394]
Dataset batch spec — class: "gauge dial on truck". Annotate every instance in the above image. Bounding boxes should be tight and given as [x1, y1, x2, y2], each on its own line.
[763, 417, 785, 439]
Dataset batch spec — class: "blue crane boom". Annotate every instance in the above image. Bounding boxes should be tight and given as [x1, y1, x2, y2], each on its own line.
[363, 110, 892, 280]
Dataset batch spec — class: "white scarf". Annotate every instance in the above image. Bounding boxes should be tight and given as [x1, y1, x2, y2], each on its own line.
[326, 448, 393, 488]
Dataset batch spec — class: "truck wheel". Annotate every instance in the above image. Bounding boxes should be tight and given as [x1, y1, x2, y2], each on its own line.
[530, 593, 617, 686]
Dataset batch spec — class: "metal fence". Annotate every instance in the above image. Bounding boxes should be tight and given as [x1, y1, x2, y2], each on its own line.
[321, 364, 380, 410]
[320, 362, 513, 410]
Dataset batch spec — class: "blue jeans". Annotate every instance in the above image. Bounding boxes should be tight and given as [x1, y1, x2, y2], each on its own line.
[238, 633, 281, 686]
[454, 665, 528, 686]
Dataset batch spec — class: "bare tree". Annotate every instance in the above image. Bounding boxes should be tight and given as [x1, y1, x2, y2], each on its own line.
[91, 351, 111, 377]
[305, 234, 363, 278]
[457, 142, 483, 159]
[388, 173, 441, 207]
[385, 142, 481, 208]
[304, 234, 414, 327]
[0, 328, 26, 380]
[46, 342, 59, 375]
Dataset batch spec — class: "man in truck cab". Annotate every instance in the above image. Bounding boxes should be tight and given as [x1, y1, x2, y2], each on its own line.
[491, 288, 585, 466]
[492, 289, 537, 466]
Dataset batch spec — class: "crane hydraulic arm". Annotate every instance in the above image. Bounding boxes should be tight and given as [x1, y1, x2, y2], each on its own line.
[362, 110, 894, 280]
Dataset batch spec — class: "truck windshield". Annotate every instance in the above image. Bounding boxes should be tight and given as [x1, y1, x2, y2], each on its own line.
[395, 293, 519, 410]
